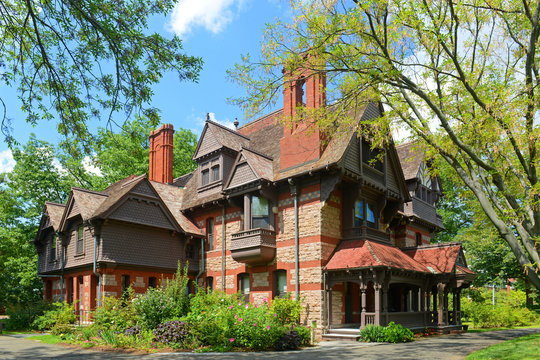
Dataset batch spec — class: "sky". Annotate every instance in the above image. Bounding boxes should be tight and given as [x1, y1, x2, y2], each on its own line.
[0, 0, 290, 173]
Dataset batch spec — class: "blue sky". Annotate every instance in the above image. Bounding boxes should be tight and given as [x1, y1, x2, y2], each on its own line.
[0, 0, 290, 172]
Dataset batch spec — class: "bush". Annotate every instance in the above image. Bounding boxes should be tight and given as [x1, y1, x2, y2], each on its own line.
[162, 263, 191, 318]
[51, 323, 74, 337]
[359, 324, 385, 342]
[383, 322, 414, 343]
[33, 302, 77, 330]
[292, 325, 311, 346]
[133, 288, 176, 329]
[5, 301, 51, 330]
[274, 330, 301, 351]
[93, 295, 137, 332]
[153, 320, 189, 347]
[270, 295, 302, 326]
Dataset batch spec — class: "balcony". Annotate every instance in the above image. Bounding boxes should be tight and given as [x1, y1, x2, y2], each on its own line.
[343, 226, 390, 243]
[231, 228, 276, 265]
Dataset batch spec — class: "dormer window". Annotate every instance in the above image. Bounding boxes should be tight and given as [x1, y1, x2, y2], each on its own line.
[354, 199, 377, 229]
[416, 163, 433, 204]
[49, 235, 56, 262]
[201, 169, 210, 186]
[199, 157, 223, 190]
[211, 165, 220, 182]
[362, 140, 384, 172]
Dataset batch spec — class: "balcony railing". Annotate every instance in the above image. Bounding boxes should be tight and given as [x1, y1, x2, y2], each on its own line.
[343, 226, 390, 243]
[231, 228, 276, 265]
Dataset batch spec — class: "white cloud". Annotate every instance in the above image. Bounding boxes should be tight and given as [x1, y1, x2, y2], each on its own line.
[169, 0, 246, 37]
[0, 149, 15, 173]
[83, 156, 102, 176]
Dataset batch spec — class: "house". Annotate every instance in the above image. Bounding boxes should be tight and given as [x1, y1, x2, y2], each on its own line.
[34, 68, 474, 336]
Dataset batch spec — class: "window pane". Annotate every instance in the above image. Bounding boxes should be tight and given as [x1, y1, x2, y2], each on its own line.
[275, 271, 287, 297]
[366, 202, 376, 225]
[77, 226, 84, 253]
[211, 166, 220, 181]
[354, 200, 364, 227]
[252, 196, 269, 229]
[202, 170, 209, 185]
[207, 218, 214, 251]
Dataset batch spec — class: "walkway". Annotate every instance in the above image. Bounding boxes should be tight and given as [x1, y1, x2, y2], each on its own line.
[1, 328, 539, 360]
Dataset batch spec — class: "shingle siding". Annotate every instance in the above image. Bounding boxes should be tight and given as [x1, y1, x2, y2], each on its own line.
[108, 198, 176, 231]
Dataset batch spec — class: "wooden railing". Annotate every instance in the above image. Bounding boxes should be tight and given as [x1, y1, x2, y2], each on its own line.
[365, 313, 376, 325]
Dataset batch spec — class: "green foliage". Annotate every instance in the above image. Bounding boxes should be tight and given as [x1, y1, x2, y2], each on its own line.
[0, 0, 202, 154]
[162, 264, 191, 319]
[461, 288, 538, 328]
[152, 320, 190, 348]
[270, 294, 302, 326]
[359, 325, 386, 343]
[92, 295, 137, 332]
[292, 325, 312, 346]
[51, 323, 74, 338]
[33, 302, 77, 330]
[383, 322, 415, 343]
[133, 287, 176, 330]
[4, 301, 51, 330]
[466, 333, 540, 360]
[274, 330, 301, 351]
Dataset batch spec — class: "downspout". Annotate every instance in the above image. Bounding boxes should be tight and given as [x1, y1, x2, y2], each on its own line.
[195, 236, 204, 291]
[221, 203, 226, 292]
[289, 178, 300, 300]
[90, 223, 102, 307]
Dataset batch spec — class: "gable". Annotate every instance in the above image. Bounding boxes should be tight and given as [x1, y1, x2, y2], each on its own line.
[108, 197, 176, 231]
[132, 180, 159, 198]
[228, 162, 257, 189]
[193, 125, 221, 160]
[67, 199, 80, 219]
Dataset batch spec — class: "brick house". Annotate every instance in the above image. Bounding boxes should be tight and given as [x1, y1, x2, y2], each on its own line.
[34, 69, 474, 336]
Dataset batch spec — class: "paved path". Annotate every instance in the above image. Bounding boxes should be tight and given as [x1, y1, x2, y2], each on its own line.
[1, 328, 539, 360]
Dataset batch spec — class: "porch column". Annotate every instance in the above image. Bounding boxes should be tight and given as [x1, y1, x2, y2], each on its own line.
[432, 289, 437, 325]
[452, 289, 457, 325]
[382, 285, 389, 326]
[328, 286, 333, 328]
[437, 283, 446, 327]
[444, 288, 449, 325]
[374, 284, 381, 326]
[456, 289, 462, 324]
[360, 284, 367, 328]
[420, 287, 426, 326]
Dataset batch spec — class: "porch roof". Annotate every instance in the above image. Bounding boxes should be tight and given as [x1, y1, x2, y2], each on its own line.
[403, 244, 462, 274]
[325, 240, 428, 273]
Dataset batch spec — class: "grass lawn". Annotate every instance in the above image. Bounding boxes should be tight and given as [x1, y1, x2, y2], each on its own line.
[463, 322, 540, 333]
[466, 333, 540, 360]
[26, 334, 64, 345]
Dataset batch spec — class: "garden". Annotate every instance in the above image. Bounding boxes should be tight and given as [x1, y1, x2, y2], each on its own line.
[2, 267, 312, 353]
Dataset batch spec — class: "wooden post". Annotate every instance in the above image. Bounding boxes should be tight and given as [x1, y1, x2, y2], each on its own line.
[437, 283, 445, 327]
[374, 284, 381, 326]
[382, 285, 389, 326]
[360, 285, 367, 328]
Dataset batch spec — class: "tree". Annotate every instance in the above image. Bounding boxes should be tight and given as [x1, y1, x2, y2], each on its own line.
[231, 1, 540, 289]
[0, 0, 202, 153]
[0, 137, 75, 308]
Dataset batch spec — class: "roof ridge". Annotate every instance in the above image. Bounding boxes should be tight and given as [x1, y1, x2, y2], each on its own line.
[71, 187, 108, 197]
[45, 201, 66, 207]
[237, 108, 283, 130]
[241, 146, 274, 160]
[207, 119, 250, 140]
[173, 171, 194, 182]
[365, 241, 381, 264]
[120, 174, 146, 188]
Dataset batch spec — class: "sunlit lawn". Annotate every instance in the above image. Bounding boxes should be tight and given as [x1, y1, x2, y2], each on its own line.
[26, 334, 64, 345]
[466, 333, 540, 360]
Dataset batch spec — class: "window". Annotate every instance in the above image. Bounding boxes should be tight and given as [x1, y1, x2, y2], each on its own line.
[362, 140, 384, 172]
[274, 270, 287, 298]
[211, 165, 220, 182]
[238, 274, 250, 303]
[417, 163, 433, 203]
[201, 169, 210, 186]
[354, 199, 377, 228]
[207, 276, 214, 292]
[252, 196, 269, 229]
[148, 277, 157, 288]
[49, 236, 56, 262]
[416, 232, 422, 246]
[121, 275, 130, 301]
[207, 218, 214, 251]
[76, 226, 84, 254]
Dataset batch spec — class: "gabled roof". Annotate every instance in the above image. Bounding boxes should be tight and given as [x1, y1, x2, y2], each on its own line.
[173, 172, 194, 187]
[396, 142, 425, 181]
[325, 240, 428, 273]
[44, 202, 66, 230]
[224, 147, 274, 191]
[59, 187, 108, 230]
[403, 243, 463, 274]
[149, 181, 204, 237]
[192, 120, 250, 160]
[90, 174, 146, 219]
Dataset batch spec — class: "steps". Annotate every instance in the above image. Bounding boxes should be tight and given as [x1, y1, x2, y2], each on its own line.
[322, 327, 361, 341]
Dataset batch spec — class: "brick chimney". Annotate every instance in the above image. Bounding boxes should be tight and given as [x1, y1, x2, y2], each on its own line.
[279, 67, 326, 170]
[149, 124, 174, 184]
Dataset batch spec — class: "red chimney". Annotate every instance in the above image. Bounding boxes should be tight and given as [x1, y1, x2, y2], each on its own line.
[279, 67, 326, 170]
[149, 124, 174, 184]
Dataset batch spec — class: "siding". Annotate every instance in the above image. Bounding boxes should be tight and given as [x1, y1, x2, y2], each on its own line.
[228, 162, 256, 188]
[342, 136, 360, 174]
[67, 201, 80, 219]
[100, 222, 186, 269]
[108, 198, 176, 231]
[63, 221, 94, 269]
[132, 181, 157, 197]
[195, 127, 221, 159]
[386, 159, 401, 195]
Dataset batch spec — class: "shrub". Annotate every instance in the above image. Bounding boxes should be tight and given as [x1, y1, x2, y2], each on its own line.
[383, 322, 414, 343]
[359, 324, 385, 342]
[162, 263, 191, 318]
[293, 325, 311, 346]
[153, 320, 189, 347]
[124, 325, 141, 337]
[99, 329, 121, 347]
[5, 301, 51, 330]
[33, 302, 77, 330]
[93, 295, 137, 332]
[133, 287, 175, 329]
[51, 323, 74, 337]
[274, 330, 301, 351]
[270, 295, 302, 326]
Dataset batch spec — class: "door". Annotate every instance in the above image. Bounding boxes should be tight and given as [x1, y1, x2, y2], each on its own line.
[345, 282, 353, 323]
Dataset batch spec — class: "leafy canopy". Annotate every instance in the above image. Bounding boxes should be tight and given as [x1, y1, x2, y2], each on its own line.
[231, 0, 540, 289]
[0, 0, 202, 153]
